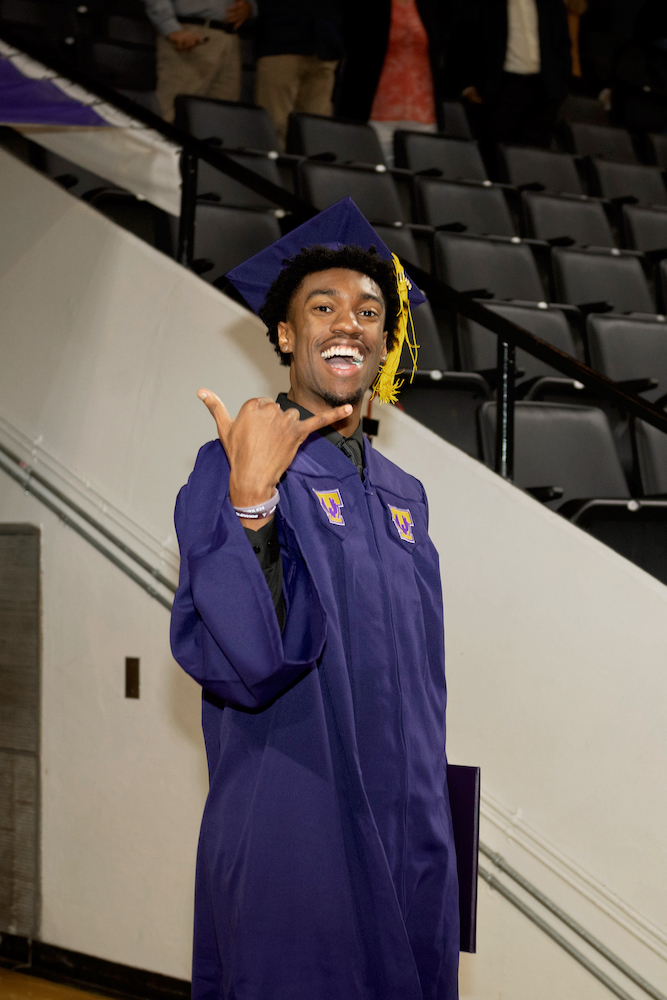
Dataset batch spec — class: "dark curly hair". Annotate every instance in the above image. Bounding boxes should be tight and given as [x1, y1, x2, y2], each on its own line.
[258, 245, 400, 366]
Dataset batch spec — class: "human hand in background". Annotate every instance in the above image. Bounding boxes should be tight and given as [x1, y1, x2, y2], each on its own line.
[167, 28, 205, 51]
[226, 0, 252, 30]
[462, 86, 483, 104]
[198, 390, 352, 524]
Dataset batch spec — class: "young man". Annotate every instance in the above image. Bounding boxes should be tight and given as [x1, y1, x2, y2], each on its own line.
[171, 199, 459, 1000]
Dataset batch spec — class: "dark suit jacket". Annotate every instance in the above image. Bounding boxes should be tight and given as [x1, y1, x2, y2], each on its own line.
[255, 0, 343, 61]
[337, 0, 448, 127]
[449, 0, 571, 104]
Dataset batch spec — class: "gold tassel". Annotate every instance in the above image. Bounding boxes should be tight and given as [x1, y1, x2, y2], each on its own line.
[372, 253, 419, 404]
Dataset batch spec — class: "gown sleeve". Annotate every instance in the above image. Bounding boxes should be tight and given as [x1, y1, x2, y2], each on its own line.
[170, 443, 326, 709]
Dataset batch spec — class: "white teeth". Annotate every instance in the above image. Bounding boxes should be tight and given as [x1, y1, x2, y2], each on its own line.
[320, 345, 364, 363]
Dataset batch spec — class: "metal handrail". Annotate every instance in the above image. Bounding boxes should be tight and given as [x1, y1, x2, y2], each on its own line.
[480, 843, 667, 1000]
[0, 440, 176, 593]
[0, 452, 174, 611]
[3, 28, 667, 462]
[480, 865, 640, 1000]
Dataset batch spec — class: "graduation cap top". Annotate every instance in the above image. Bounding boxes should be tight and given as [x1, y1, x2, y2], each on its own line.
[226, 197, 425, 404]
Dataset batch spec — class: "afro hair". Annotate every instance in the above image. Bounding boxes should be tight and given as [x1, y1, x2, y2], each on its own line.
[258, 244, 400, 366]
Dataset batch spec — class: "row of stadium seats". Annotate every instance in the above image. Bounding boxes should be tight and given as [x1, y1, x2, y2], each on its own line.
[5, 100, 666, 581]
[171, 100, 667, 303]
[167, 100, 667, 528]
[176, 97, 667, 174]
[189, 202, 667, 315]
[13, 108, 667, 446]
[194, 152, 667, 245]
[0, 0, 160, 95]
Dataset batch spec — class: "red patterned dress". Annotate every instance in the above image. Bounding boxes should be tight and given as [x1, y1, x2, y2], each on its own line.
[370, 0, 437, 124]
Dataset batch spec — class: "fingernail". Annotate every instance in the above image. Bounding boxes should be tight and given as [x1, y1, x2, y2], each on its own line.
[345, 405, 352, 413]
[198, 391, 207, 400]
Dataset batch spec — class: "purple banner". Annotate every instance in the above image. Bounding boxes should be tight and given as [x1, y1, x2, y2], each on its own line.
[0, 55, 108, 126]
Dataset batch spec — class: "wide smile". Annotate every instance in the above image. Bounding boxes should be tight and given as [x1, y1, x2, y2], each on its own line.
[320, 344, 365, 377]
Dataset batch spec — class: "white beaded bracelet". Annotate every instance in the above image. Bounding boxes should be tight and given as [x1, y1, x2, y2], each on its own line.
[232, 488, 280, 520]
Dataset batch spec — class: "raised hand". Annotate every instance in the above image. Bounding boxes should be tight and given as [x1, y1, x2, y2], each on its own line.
[198, 390, 352, 523]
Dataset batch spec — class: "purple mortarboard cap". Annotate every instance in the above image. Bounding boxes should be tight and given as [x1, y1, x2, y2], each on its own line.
[225, 197, 427, 314]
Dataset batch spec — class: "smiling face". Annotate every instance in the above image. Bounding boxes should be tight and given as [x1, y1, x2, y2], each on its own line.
[277, 268, 389, 414]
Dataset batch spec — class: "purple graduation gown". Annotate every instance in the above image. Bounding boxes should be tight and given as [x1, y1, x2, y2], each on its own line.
[170, 430, 459, 1000]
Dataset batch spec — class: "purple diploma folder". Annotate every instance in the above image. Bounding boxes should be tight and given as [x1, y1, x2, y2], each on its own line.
[447, 764, 481, 953]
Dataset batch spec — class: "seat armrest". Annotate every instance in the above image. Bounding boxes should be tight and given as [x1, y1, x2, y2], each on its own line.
[525, 486, 564, 502]
[523, 377, 587, 401]
[615, 378, 659, 394]
[191, 258, 214, 275]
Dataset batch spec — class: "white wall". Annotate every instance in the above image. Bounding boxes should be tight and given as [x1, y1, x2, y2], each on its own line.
[1, 148, 666, 997]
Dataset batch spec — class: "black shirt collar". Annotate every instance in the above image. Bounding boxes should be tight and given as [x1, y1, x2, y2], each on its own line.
[276, 393, 365, 477]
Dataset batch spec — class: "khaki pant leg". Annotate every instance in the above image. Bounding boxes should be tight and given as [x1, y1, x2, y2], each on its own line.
[255, 54, 302, 147]
[295, 56, 338, 118]
[205, 29, 241, 102]
[156, 29, 234, 122]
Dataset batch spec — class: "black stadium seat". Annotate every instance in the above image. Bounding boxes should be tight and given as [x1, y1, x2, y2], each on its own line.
[106, 13, 155, 45]
[634, 421, 667, 496]
[458, 302, 578, 392]
[649, 133, 667, 171]
[409, 301, 448, 370]
[435, 233, 545, 302]
[393, 132, 488, 181]
[588, 160, 667, 206]
[498, 145, 584, 196]
[286, 113, 385, 165]
[188, 204, 282, 285]
[441, 102, 473, 140]
[373, 225, 420, 265]
[479, 401, 667, 582]
[175, 96, 280, 152]
[87, 190, 172, 253]
[196, 150, 284, 210]
[660, 260, 667, 310]
[415, 177, 515, 237]
[559, 94, 609, 127]
[586, 314, 667, 408]
[84, 39, 156, 91]
[398, 301, 491, 458]
[551, 246, 654, 314]
[478, 401, 630, 505]
[565, 123, 638, 164]
[621, 205, 667, 253]
[522, 191, 614, 248]
[298, 162, 405, 224]
[585, 313, 667, 484]
[0, 0, 77, 51]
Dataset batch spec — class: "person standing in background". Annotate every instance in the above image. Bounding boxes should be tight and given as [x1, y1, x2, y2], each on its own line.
[144, 0, 253, 122]
[338, 0, 446, 162]
[254, 0, 343, 147]
[367, 0, 439, 165]
[450, 0, 571, 147]
[564, 0, 589, 80]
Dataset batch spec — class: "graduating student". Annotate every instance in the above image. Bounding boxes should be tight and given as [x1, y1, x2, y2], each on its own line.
[170, 198, 460, 1000]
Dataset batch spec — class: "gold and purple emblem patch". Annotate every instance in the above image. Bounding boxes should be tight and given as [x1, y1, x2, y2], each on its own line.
[388, 505, 415, 543]
[313, 489, 345, 525]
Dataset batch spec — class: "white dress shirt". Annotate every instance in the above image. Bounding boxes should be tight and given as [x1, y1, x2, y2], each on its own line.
[504, 0, 541, 75]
